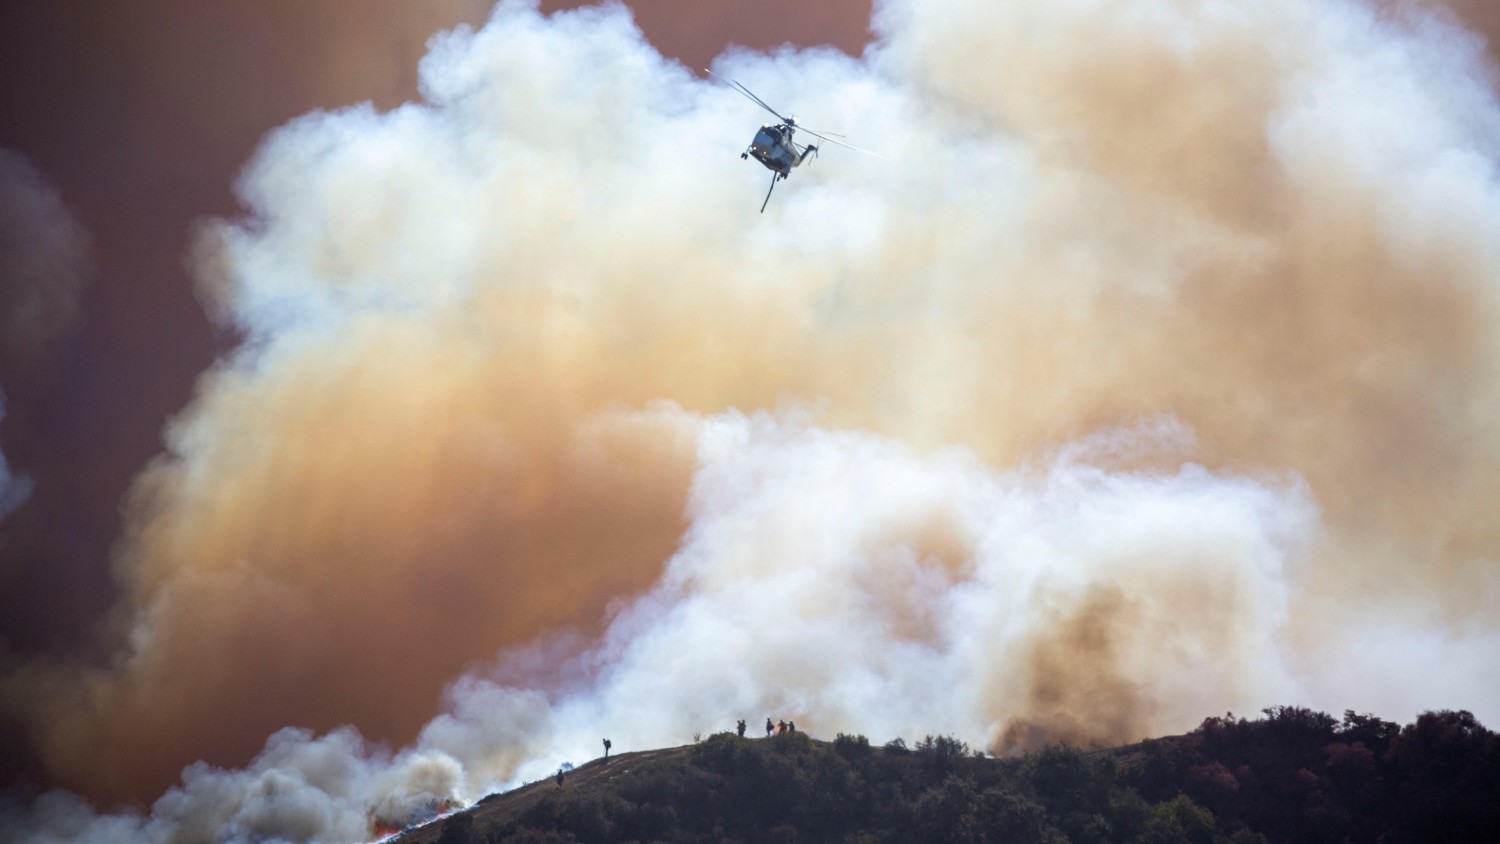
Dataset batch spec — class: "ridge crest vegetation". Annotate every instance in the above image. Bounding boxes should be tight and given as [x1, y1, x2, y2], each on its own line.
[400, 707, 1498, 843]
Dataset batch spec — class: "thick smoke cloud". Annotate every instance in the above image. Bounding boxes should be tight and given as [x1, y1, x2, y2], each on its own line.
[8, 411, 1320, 843]
[6, 0, 1500, 840]
[487, 412, 1314, 777]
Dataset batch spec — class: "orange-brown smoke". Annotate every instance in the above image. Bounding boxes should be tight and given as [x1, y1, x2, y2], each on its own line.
[995, 587, 1147, 756]
[5, 0, 1500, 820]
[876, 0, 1500, 595]
[7, 335, 702, 803]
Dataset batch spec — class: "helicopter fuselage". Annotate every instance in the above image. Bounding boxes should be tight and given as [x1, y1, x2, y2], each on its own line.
[744, 123, 808, 178]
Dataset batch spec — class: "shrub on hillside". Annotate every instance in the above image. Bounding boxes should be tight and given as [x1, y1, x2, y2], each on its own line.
[835, 733, 873, 759]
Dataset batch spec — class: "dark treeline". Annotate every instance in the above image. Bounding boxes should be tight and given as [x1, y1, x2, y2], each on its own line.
[433, 707, 1498, 843]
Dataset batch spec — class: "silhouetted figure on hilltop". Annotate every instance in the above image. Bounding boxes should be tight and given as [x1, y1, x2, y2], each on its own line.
[555, 769, 564, 788]
[737, 719, 746, 737]
[779, 720, 788, 734]
[766, 717, 773, 736]
[602, 738, 611, 759]
[789, 721, 796, 733]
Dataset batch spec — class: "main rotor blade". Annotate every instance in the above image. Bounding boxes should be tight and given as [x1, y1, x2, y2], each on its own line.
[717, 73, 785, 120]
[705, 68, 882, 158]
[731, 80, 787, 121]
[799, 130, 884, 159]
[705, 68, 790, 123]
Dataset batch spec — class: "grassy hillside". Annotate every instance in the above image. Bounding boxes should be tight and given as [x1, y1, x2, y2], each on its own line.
[391, 707, 1498, 843]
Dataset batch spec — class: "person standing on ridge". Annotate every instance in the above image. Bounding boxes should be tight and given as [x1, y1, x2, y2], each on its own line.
[765, 717, 773, 736]
[603, 738, 612, 759]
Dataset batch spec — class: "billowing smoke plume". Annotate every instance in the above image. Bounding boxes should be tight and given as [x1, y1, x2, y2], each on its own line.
[6, 0, 1500, 840]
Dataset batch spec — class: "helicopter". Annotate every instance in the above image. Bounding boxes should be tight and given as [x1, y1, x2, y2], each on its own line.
[706, 68, 878, 212]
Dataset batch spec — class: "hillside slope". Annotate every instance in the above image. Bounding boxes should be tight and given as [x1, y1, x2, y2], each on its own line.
[391, 708, 1498, 844]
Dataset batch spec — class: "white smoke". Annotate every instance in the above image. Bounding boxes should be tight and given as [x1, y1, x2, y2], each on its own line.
[8, 0, 1500, 841]
[477, 409, 1316, 782]
[3, 727, 463, 844]
[6, 409, 1324, 842]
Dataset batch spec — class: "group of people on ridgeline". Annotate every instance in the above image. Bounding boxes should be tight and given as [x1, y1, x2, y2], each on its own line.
[557, 721, 802, 789]
[735, 717, 796, 737]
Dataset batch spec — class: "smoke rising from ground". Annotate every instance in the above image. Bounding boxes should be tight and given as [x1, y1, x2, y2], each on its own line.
[6, 0, 1500, 840]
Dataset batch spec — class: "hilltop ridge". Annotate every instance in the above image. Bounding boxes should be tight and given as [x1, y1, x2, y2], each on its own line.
[391, 707, 1498, 843]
